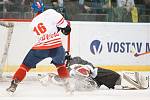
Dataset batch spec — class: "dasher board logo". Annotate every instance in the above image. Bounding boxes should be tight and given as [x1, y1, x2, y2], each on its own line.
[90, 40, 102, 55]
[90, 40, 150, 57]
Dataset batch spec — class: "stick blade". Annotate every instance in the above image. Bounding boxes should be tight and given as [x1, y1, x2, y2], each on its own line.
[134, 53, 139, 57]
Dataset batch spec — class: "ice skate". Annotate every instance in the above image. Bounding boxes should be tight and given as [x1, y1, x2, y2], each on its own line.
[6, 79, 20, 94]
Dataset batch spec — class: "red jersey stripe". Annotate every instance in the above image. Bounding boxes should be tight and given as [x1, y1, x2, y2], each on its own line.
[57, 17, 64, 26]
[32, 43, 62, 50]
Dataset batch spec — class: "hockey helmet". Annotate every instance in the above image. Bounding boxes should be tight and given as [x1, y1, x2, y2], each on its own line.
[75, 65, 90, 77]
[31, 0, 45, 13]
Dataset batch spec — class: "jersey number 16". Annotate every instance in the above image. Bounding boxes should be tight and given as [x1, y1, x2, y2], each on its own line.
[33, 23, 47, 35]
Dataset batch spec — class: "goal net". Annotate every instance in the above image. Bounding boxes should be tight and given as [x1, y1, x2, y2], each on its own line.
[0, 21, 14, 79]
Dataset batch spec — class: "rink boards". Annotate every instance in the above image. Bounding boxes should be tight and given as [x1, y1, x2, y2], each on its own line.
[0, 20, 150, 72]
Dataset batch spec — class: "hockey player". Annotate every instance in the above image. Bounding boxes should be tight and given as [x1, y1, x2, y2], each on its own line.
[39, 54, 121, 91]
[68, 57, 120, 89]
[65, 55, 149, 90]
[39, 54, 149, 91]
[6, 0, 71, 93]
[66, 56, 121, 89]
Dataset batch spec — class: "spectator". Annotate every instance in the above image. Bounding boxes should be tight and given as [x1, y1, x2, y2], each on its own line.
[112, 0, 136, 22]
[50, 0, 69, 19]
[51, 0, 64, 8]
[92, 0, 111, 8]
[117, 0, 135, 12]
[143, 0, 150, 14]
[3, 0, 14, 12]
[78, 0, 112, 14]
[3, 0, 13, 12]
[88, 0, 112, 22]
[20, 0, 33, 12]
[78, 0, 91, 13]
[91, 0, 112, 13]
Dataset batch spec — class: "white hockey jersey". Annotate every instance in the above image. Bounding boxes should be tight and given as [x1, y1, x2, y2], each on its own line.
[30, 9, 68, 50]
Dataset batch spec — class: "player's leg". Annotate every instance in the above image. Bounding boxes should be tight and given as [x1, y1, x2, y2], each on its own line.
[38, 48, 69, 86]
[50, 46, 72, 92]
[50, 46, 69, 79]
[6, 49, 49, 93]
[6, 64, 30, 93]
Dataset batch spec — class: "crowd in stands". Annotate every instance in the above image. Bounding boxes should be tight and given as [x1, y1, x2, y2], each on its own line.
[0, 0, 149, 22]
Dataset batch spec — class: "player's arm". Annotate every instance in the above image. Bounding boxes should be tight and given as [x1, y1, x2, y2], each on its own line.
[60, 24, 71, 35]
[57, 20, 71, 35]
[54, 10, 71, 35]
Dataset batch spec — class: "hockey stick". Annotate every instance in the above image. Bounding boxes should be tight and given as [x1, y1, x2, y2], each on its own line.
[134, 51, 150, 57]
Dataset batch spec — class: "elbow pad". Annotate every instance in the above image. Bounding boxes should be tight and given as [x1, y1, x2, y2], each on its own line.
[61, 25, 71, 35]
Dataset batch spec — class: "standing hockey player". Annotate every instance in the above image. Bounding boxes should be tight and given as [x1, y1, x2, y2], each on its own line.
[6, 0, 71, 93]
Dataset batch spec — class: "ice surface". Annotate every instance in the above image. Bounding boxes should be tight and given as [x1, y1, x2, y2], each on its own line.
[0, 80, 150, 100]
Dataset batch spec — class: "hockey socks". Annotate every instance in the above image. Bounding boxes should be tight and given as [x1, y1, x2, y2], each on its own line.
[12, 64, 30, 81]
[57, 65, 69, 78]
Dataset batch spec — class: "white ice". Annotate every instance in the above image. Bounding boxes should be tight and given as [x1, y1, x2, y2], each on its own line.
[0, 79, 150, 100]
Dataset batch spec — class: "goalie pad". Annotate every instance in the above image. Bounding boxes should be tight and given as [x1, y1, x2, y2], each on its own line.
[121, 71, 149, 89]
[38, 72, 98, 91]
[50, 73, 98, 91]
[38, 73, 67, 86]
[72, 75, 98, 91]
[38, 73, 55, 86]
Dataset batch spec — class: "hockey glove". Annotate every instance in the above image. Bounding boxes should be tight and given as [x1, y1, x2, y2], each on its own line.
[60, 25, 71, 35]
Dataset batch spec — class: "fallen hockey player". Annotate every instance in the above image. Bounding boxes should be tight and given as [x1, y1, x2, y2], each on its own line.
[39, 55, 149, 91]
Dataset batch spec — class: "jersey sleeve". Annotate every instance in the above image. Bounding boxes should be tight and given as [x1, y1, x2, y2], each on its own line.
[56, 17, 68, 28]
[46, 9, 68, 28]
[53, 10, 67, 28]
